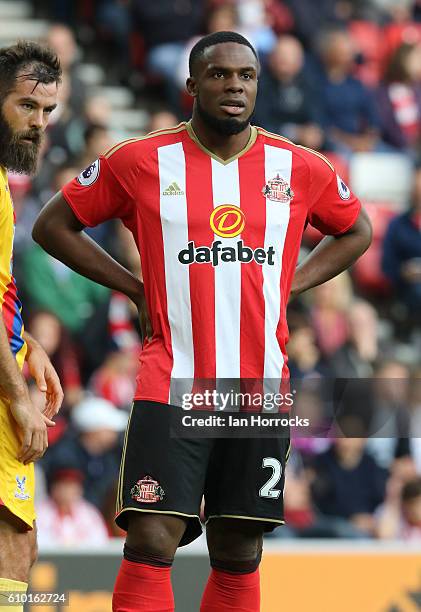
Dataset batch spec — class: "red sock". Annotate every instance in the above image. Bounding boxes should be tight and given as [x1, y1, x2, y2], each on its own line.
[200, 568, 260, 612]
[113, 559, 174, 612]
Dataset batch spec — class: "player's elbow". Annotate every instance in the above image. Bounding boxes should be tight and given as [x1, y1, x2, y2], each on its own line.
[32, 192, 71, 249]
[32, 210, 50, 247]
[32, 205, 61, 253]
[360, 209, 373, 253]
[352, 207, 373, 257]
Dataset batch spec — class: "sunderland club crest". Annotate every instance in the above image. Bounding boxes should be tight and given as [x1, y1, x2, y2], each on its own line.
[262, 174, 294, 203]
[130, 475, 165, 504]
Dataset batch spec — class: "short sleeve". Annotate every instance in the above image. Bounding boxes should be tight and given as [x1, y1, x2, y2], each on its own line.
[307, 155, 361, 236]
[61, 144, 139, 227]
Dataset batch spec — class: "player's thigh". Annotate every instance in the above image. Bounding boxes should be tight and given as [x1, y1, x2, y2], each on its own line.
[0, 399, 36, 533]
[205, 435, 290, 531]
[116, 401, 214, 549]
[0, 507, 33, 582]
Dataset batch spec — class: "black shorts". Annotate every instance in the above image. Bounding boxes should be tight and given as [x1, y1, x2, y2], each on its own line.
[115, 401, 290, 546]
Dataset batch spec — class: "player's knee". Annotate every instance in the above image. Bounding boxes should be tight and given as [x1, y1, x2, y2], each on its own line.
[206, 518, 264, 568]
[210, 549, 262, 574]
[126, 512, 186, 559]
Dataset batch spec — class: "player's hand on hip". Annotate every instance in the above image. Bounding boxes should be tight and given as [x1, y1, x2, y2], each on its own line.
[134, 286, 153, 344]
[10, 398, 56, 464]
[26, 339, 64, 419]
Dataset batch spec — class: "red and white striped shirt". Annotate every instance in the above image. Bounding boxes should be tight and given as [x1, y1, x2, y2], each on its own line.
[62, 122, 361, 405]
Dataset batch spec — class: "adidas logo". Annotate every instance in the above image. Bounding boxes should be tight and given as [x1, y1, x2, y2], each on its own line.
[162, 182, 184, 196]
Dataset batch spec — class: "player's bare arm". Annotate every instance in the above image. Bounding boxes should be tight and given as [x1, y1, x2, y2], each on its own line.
[290, 207, 372, 298]
[32, 193, 152, 340]
[0, 316, 55, 464]
[23, 331, 64, 419]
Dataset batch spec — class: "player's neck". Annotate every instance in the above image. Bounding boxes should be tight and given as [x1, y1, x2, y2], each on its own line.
[190, 116, 252, 161]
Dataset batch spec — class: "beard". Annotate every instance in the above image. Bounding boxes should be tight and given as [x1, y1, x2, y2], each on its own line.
[196, 96, 254, 136]
[0, 105, 43, 175]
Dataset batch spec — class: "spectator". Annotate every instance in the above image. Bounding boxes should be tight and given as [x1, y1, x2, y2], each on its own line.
[281, 463, 318, 537]
[254, 35, 324, 149]
[287, 310, 330, 378]
[380, 0, 421, 74]
[284, 0, 352, 50]
[280, 458, 372, 538]
[132, 0, 205, 111]
[376, 42, 421, 154]
[26, 310, 83, 409]
[291, 383, 332, 456]
[148, 110, 179, 132]
[329, 299, 380, 378]
[21, 240, 109, 335]
[77, 123, 113, 171]
[376, 475, 421, 541]
[382, 164, 421, 318]
[263, 0, 295, 37]
[107, 291, 142, 352]
[83, 92, 113, 127]
[89, 348, 138, 411]
[37, 468, 109, 548]
[310, 434, 388, 537]
[235, 0, 278, 55]
[309, 272, 353, 358]
[318, 28, 381, 155]
[41, 397, 127, 509]
[43, 72, 85, 164]
[45, 23, 88, 115]
[366, 360, 411, 468]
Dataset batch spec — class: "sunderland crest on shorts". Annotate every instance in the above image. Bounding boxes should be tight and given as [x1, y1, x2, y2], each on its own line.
[262, 174, 294, 203]
[130, 475, 165, 503]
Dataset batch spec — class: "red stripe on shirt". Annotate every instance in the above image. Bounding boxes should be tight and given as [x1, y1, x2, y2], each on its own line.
[184, 143, 216, 381]
[238, 142, 266, 381]
[134, 148, 173, 402]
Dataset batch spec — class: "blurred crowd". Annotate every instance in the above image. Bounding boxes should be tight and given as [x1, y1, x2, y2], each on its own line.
[7, 0, 421, 546]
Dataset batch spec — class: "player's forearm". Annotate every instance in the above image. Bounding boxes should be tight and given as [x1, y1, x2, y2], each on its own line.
[32, 194, 144, 304]
[0, 313, 29, 402]
[22, 331, 40, 357]
[290, 209, 372, 298]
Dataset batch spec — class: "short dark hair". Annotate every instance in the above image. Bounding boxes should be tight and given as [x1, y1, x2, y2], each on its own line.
[402, 478, 421, 503]
[189, 31, 258, 76]
[84, 122, 107, 144]
[0, 40, 61, 99]
[384, 42, 415, 84]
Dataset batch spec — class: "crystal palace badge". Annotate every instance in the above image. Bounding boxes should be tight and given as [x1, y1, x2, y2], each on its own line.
[262, 174, 294, 204]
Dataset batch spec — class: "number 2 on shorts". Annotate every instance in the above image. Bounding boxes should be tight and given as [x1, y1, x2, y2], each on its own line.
[259, 457, 282, 499]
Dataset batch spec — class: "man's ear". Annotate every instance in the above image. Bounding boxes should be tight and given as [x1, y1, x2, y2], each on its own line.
[186, 77, 197, 97]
